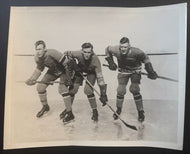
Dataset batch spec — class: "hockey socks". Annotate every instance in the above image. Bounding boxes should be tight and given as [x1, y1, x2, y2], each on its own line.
[62, 92, 72, 112]
[133, 93, 143, 111]
[116, 95, 124, 108]
[70, 94, 75, 105]
[37, 91, 50, 118]
[60, 94, 75, 120]
[87, 94, 99, 121]
[87, 94, 97, 109]
[113, 95, 124, 120]
[133, 93, 145, 122]
[38, 91, 48, 106]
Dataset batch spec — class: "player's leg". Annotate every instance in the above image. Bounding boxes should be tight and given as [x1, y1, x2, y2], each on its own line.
[36, 72, 57, 118]
[59, 75, 82, 119]
[129, 73, 145, 122]
[113, 73, 129, 120]
[84, 73, 98, 122]
[70, 75, 83, 104]
[59, 74, 74, 123]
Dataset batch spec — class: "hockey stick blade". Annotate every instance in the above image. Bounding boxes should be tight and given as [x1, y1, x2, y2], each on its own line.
[106, 103, 137, 131]
[121, 119, 137, 131]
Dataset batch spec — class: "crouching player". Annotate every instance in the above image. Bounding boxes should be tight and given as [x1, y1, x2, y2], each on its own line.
[60, 42, 108, 122]
[25, 40, 75, 124]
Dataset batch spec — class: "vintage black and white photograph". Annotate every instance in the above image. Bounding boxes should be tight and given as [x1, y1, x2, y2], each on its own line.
[4, 3, 186, 150]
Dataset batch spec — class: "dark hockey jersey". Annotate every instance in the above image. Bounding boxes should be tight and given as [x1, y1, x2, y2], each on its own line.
[105, 45, 150, 70]
[34, 49, 66, 76]
[64, 50, 105, 85]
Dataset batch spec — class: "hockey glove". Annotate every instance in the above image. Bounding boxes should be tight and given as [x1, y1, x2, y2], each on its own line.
[148, 71, 158, 80]
[99, 84, 108, 106]
[25, 68, 41, 85]
[105, 57, 117, 71]
[99, 94, 108, 106]
[25, 79, 36, 86]
[145, 62, 158, 80]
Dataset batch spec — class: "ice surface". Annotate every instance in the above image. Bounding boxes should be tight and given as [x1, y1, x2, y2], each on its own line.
[7, 85, 178, 147]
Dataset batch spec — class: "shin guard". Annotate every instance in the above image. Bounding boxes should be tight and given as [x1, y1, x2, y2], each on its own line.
[38, 91, 48, 106]
[62, 92, 72, 112]
[87, 94, 97, 109]
[116, 95, 124, 108]
[133, 93, 143, 111]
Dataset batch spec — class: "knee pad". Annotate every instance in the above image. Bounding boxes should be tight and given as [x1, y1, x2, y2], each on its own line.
[129, 83, 140, 94]
[117, 84, 126, 96]
[37, 83, 47, 94]
[58, 84, 68, 95]
[84, 84, 93, 96]
[69, 84, 80, 96]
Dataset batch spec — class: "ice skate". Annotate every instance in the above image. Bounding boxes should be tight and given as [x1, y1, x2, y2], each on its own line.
[138, 110, 145, 130]
[138, 110, 145, 122]
[63, 111, 75, 125]
[91, 109, 98, 122]
[113, 107, 121, 120]
[60, 109, 67, 120]
[36, 104, 50, 118]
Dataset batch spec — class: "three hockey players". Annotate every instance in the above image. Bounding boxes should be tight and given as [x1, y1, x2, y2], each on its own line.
[26, 38, 158, 125]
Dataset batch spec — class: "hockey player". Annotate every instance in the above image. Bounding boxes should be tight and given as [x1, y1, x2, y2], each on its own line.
[60, 42, 108, 122]
[25, 40, 75, 123]
[105, 37, 158, 122]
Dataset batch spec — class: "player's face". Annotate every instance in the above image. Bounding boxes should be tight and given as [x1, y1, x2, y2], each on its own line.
[120, 42, 130, 55]
[36, 44, 46, 58]
[82, 47, 93, 60]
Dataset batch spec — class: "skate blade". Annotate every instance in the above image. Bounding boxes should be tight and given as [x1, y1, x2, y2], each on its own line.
[36, 110, 50, 118]
[63, 119, 75, 125]
[60, 115, 65, 120]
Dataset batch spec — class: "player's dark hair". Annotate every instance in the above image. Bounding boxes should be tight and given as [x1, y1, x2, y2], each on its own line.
[81, 42, 93, 49]
[35, 40, 46, 48]
[120, 37, 130, 44]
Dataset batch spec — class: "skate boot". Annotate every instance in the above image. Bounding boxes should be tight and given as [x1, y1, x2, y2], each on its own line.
[113, 107, 122, 120]
[63, 111, 75, 124]
[138, 110, 145, 122]
[59, 109, 67, 120]
[91, 109, 98, 122]
[36, 104, 50, 118]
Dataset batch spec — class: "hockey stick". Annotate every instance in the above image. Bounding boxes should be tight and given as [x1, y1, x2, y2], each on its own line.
[97, 52, 178, 56]
[79, 73, 137, 131]
[14, 52, 178, 57]
[140, 72, 178, 82]
[103, 64, 178, 83]
[16, 80, 64, 85]
[14, 54, 34, 56]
